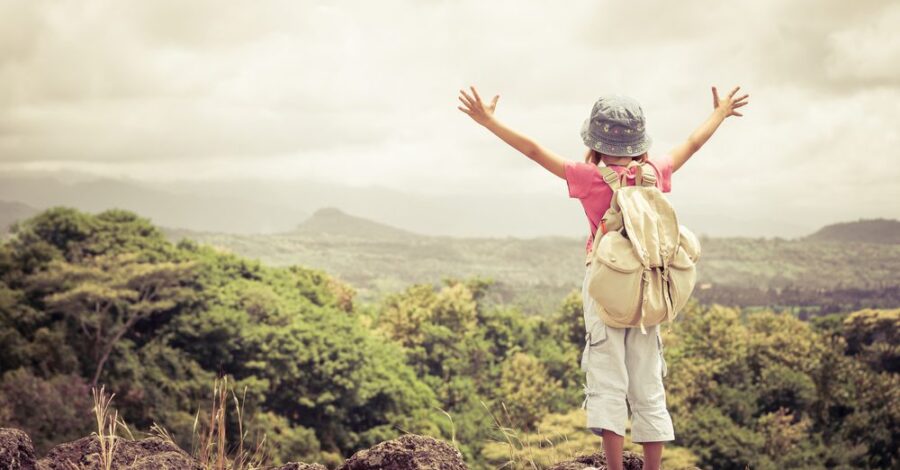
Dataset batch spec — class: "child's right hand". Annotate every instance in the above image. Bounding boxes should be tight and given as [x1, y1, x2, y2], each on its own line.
[712, 85, 750, 118]
[458, 85, 500, 126]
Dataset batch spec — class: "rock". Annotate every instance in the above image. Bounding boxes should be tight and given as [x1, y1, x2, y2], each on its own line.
[337, 434, 467, 470]
[127, 451, 204, 470]
[0, 428, 37, 470]
[270, 463, 328, 470]
[547, 451, 644, 470]
[36, 435, 201, 470]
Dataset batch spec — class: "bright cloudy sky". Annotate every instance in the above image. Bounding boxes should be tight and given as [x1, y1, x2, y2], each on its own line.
[1, 0, 898, 235]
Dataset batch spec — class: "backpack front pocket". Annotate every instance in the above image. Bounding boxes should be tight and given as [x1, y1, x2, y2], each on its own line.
[587, 231, 643, 327]
[639, 268, 670, 326]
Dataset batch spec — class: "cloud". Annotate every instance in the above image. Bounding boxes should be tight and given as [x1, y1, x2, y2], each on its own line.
[824, 2, 900, 87]
[0, 0, 897, 237]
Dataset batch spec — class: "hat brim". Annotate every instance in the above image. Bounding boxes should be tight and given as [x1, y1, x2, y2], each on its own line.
[590, 137, 651, 157]
[581, 118, 652, 157]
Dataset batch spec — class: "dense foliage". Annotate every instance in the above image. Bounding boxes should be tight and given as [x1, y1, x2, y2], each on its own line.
[0, 207, 436, 464]
[0, 207, 897, 469]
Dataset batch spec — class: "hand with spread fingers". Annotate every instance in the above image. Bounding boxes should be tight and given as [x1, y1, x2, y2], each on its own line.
[458, 85, 499, 126]
[455, 84, 568, 179]
[669, 85, 751, 172]
[712, 85, 750, 118]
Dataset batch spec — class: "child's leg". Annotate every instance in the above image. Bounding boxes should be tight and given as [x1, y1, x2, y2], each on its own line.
[581, 318, 629, 442]
[641, 441, 664, 470]
[624, 324, 674, 466]
[580, 269, 629, 462]
[601, 430, 625, 470]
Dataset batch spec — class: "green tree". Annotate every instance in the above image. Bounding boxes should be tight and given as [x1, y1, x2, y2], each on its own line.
[842, 308, 900, 373]
[496, 352, 562, 431]
[26, 252, 197, 387]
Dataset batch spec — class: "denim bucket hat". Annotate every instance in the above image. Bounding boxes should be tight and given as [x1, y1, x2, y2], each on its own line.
[581, 95, 652, 157]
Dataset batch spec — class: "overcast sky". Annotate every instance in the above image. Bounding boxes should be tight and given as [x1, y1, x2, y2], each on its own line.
[1, 0, 898, 237]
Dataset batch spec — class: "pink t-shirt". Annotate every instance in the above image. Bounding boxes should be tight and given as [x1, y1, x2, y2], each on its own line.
[565, 154, 674, 254]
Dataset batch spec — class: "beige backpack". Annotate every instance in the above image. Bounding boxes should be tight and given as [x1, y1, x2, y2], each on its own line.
[585, 160, 701, 333]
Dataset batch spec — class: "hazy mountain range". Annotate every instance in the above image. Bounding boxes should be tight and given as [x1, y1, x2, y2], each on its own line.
[3, 171, 898, 316]
[0, 169, 879, 238]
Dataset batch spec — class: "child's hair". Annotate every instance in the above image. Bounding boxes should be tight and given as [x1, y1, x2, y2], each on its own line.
[584, 148, 648, 165]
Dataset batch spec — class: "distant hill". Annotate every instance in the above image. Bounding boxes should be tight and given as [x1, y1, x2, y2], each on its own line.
[806, 218, 900, 244]
[0, 200, 40, 234]
[0, 173, 310, 234]
[0, 170, 586, 238]
[292, 207, 418, 240]
[3, 168, 853, 240]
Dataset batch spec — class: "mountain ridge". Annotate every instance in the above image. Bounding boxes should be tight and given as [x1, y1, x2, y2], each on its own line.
[2, 169, 870, 238]
[291, 206, 420, 239]
[806, 218, 900, 244]
[288, 207, 900, 244]
[0, 200, 40, 234]
[5, 198, 898, 245]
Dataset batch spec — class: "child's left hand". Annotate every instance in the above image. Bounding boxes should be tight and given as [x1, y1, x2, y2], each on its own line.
[458, 85, 500, 126]
[712, 85, 750, 118]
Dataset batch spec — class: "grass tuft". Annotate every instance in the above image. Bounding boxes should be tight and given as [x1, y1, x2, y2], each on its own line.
[189, 376, 269, 470]
[480, 400, 581, 470]
[92, 378, 269, 470]
[91, 385, 119, 470]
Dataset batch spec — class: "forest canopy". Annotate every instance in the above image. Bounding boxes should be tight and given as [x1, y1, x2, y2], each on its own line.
[0, 207, 897, 469]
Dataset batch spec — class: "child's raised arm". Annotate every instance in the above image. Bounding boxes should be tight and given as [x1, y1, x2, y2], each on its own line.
[458, 85, 567, 179]
[669, 85, 749, 173]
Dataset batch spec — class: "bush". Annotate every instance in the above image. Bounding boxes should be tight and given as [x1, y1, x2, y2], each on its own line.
[0, 368, 93, 453]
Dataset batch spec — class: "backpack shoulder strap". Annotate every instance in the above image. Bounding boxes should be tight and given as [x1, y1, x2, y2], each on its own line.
[637, 161, 657, 187]
[598, 161, 657, 189]
[597, 165, 621, 190]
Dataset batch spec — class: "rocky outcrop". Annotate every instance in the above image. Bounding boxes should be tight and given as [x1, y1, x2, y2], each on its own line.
[337, 434, 466, 470]
[547, 450, 645, 470]
[36, 435, 201, 470]
[0, 428, 36, 470]
[0, 428, 372, 470]
[1, 427, 689, 470]
[271, 463, 329, 470]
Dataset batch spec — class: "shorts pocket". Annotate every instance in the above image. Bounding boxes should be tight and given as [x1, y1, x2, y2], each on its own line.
[656, 330, 668, 378]
[581, 319, 609, 371]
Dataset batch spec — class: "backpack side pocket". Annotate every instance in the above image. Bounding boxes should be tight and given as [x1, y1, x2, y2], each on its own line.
[667, 226, 701, 315]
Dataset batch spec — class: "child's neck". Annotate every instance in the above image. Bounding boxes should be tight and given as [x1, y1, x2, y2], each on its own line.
[600, 155, 635, 167]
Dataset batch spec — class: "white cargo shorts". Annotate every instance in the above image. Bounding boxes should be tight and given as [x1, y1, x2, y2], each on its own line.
[580, 265, 675, 443]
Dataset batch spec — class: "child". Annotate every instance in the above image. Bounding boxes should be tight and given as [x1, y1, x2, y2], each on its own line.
[457, 85, 749, 470]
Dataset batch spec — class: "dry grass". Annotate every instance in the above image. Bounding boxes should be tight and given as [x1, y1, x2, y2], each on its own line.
[479, 400, 583, 470]
[91, 378, 269, 470]
[91, 385, 119, 470]
[190, 376, 268, 470]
